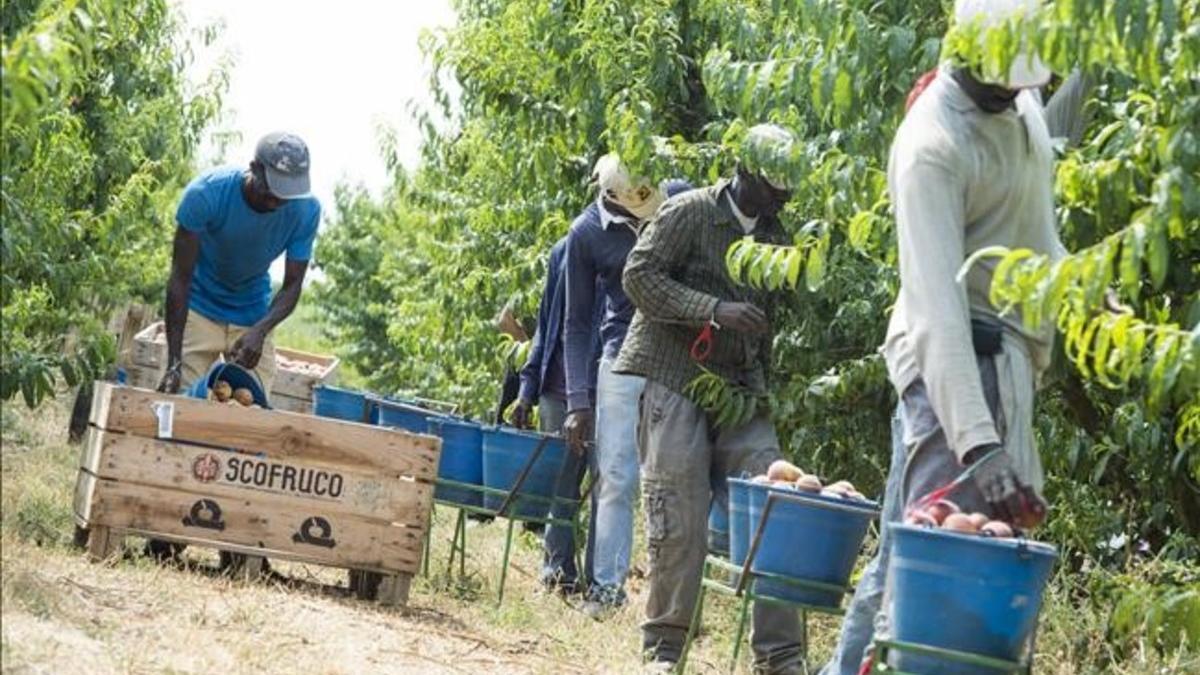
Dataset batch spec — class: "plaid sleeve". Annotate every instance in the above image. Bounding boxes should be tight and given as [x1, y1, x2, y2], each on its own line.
[623, 199, 719, 324]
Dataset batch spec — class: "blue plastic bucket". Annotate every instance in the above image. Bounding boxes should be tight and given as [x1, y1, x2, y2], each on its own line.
[708, 497, 730, 557]
[187, 363, 270, 408]
[313, 384, 376, 423]
[481, 426, 568, 520]
[746, 482, 878, 608]
[888, 524, 1058, 674]
[426, 416, 484, 507]
[377, 400, 435, 433]
[728, 477, 754, 566]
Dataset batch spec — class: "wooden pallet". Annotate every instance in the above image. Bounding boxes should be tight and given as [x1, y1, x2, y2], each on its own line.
[127, 322, 339, 414]
[75, 383, 440, 606]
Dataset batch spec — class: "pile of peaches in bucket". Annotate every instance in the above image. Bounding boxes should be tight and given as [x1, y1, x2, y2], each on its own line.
[751, 460, 872, 503]
[905, 499, 1016, 538]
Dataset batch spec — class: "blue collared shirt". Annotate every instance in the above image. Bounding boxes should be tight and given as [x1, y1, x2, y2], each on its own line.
[562, 179, 692, 411]
[517, 237, 603, 405]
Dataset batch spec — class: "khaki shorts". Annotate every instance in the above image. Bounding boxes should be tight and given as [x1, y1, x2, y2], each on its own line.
[181, 310, 276, 392]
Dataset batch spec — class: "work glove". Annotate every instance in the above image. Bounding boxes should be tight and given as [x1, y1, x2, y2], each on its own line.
[562, 408, 593, 456]
[510, 399, 533, 429]
[157, 361, 182, 394]
[713, 301, 768, 334]
[964, 444, 1047, 529]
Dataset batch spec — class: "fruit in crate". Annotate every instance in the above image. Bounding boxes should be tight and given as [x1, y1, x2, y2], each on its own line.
[821, 480, 865, 500]
[926, 499, 961, 525]
[942, 512, 977, 533]
[276, 354, 327, 376]
[967, 512, 990, 529]
[905, 510, 938, 527]
[794, 474, 823, 492]
[211, 381, 232, 402]
[980, 520, 1014, 538]
[767, 460, 803, 482]
[233, 388, 254, 407]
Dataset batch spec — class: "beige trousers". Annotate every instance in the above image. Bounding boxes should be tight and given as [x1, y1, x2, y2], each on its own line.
[181, 310, 276, 392]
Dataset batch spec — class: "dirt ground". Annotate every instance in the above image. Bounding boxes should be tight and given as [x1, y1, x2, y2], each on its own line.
[2, 544, 552, 674]
[3, 392, 1195, 674]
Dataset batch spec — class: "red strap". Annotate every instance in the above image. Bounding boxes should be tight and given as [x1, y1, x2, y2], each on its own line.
[905, 68, 938, 112]
[690, 324, 714, 362]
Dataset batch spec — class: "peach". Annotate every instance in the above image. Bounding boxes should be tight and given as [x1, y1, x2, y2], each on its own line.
[967, 512, 990, 529]
[980, 521, 1014, 538]
[905, 510, 938, 527]
[941, 512, 978, 533]
[233, 388, 254, 407]
[926, 499, 961, 525]
[211, 380, 232, 402]
[767, 460, 803, 482]
[794, 474, 823, 492]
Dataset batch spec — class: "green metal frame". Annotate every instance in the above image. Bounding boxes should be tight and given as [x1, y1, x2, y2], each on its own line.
[869, 639, 1031, 674]
[679, 489, 877, 674]
[679, 555, 849, 673]
[419, 476, 588, 605]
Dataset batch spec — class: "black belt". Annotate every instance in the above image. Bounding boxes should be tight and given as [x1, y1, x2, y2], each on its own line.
[971, 318, 1004, 356]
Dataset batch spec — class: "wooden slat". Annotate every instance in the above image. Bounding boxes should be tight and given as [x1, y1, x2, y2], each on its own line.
[89, 383, 440, 481]
[74, 468, 97, 523]
[269, 392, 312, 414]
[89, 431, 431, 527]
[87, 525, 118, 561]
[88, 478, 422, 573]
[123, 364, 161, 390]
[272, 347, 339, 399]
[130, 322, 166, 369]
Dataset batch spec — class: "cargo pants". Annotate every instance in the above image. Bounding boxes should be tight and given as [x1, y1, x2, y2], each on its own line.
[639, 379, 803, 672]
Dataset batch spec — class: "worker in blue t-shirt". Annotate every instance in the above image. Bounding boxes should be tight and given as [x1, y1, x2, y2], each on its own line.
[156, 132, 321, 394]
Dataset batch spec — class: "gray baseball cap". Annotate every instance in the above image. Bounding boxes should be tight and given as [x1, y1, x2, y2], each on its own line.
[255, 132, 311, 199]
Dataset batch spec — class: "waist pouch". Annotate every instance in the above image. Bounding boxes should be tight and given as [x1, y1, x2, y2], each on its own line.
[971, 318, 1003, 356]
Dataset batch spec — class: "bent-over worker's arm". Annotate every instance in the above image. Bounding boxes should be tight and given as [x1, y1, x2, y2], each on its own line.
[228, 259, 307, 370]
[562, 229, 598, 413]
[163, 227, 201, 383]
[622, 201, 718, 323]
[892, 149, 1000, 460]
[255, 259, 308, 334]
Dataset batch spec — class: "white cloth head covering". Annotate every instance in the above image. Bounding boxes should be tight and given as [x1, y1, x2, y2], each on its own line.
[744, 124, 797, 190]
[592, 153, 665, 221]
[954, 0, 1051, 89]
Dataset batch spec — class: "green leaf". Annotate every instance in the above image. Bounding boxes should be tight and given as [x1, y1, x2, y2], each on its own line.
[1119, 222, 1145, 301]
[805, 243, 825, 291]
[1146, 223, 1169, 289]
[785, 247, 803, 289]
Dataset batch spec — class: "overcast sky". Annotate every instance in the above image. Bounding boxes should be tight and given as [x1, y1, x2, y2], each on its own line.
[177, 0, 456, 210]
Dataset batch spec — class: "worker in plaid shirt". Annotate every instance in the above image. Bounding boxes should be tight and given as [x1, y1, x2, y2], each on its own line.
[614, 124, 804, 673]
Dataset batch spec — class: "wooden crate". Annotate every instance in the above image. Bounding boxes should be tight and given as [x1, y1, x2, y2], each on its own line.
[75, 383, 440, 606]
[129, 321, 168, 371]
[128, 322, 338, 413]
[272, 346, 340, 400]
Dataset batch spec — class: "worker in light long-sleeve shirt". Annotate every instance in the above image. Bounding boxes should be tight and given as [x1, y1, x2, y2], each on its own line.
[560, 155, 690, 617]
[820, 53, 1094, 672]
[822, 2, 1093, 673]
[614, 124, 805, 673]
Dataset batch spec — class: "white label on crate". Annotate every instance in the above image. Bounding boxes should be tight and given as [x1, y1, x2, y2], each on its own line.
[152, 401, 175, 439]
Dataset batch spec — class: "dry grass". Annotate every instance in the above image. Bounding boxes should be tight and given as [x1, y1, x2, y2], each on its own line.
[1, 391, 1196, 674]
